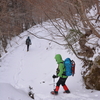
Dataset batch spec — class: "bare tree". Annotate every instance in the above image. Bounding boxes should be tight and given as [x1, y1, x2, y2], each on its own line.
[25, 0, 100, 62]
[0, 0, 37, 54]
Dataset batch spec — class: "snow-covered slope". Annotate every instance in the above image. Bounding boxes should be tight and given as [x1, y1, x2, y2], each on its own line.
[0, 24, 100, 100]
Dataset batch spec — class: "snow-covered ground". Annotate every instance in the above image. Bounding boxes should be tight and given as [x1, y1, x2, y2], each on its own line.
[0, 23, 100, 100]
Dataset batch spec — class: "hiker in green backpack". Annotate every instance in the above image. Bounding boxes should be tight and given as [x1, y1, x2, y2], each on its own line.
[51, 54, 70, 95]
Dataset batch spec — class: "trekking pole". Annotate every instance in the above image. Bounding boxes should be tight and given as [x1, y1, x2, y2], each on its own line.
[53, 78, 55, 90]
[53, 78, 55, 99]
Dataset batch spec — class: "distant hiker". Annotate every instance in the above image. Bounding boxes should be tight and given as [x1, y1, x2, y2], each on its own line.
[51, 54, 70, 95]
[26, 36, 31, 51]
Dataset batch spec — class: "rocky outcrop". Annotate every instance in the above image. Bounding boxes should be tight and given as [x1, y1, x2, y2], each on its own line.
[83, 56, 100, 90]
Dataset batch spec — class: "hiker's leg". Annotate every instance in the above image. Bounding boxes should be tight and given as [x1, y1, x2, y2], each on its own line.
[51, 78, 61, 95]
[27, 45, 29, 51]
[62, 85, 70, 93]
[61, 78, 70, 93]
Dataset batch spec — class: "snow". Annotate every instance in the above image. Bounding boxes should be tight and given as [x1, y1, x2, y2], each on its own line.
[0, 23, 100, 100]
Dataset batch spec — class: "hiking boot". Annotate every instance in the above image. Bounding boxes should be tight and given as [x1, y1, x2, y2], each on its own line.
[51, 91, 58, 95]
[63, 90, 70, 93]
[51, 86, 59, 95]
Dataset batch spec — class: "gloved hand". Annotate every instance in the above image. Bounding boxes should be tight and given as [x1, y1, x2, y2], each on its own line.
[52, 75, 58, 78]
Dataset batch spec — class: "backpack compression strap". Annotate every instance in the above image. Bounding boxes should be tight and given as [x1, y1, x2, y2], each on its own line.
[71, 60, 75, 75]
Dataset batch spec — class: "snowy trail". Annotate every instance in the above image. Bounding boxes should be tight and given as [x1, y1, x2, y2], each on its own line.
[0, 33, 100, 100]
[0, 46, 94, 100]
[0, 44, 93, 100]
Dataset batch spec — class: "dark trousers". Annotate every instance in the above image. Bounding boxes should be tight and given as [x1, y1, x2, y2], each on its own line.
[56, 77, 67, 86]
[27, 44, 29, 51]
